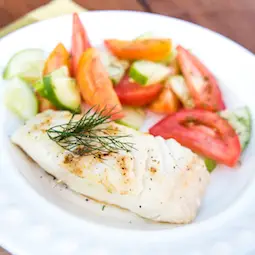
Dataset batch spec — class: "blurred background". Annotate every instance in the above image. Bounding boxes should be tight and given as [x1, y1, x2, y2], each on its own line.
[0, 0, 254, 52]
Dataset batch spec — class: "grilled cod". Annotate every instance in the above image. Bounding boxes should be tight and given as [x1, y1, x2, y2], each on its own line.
[11, 110, 210, 223]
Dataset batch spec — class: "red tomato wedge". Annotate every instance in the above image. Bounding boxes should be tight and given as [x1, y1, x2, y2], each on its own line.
[149, 109, 241, 167]
[189, 125, 217, 137]
[43, 43, 70, 75]
[71, 13, 91, 77]
[76, 48, 123, 120]
[104, 39, 172, 62]
[115, 75, 163, 106]
[148, 85, 180, 114]
[177, 45, 225, 111]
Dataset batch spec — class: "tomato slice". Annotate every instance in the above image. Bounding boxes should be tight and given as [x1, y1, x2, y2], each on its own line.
[71, 13, 91, 77]
[115, 75, 163, 106]
[149, 109, 241, 167]
[43, 43, 70, 75]
[189, 124, 217, 137]
[148, 84, 180, 114]
[76, 48, 123, 120]
[177, 45, 225, 111]
[104, 39, 172, 62]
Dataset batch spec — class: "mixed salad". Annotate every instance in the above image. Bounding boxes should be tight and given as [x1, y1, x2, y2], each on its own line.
[4, 13, 251, 172]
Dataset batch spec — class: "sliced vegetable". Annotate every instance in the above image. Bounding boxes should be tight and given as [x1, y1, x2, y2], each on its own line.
[3, 49, 45, 83]
[50, 65, 69, 77]
[107, 66, 126, 85]
[104, 39, 172, 62]
[199, 106, 251, 171]
[220, 106, 251, 150]
[135, 32, 176, 65]
[234, 107, 251, 127]
[168, 75, 194, 108]
[135, 32, 155, 40]
[166, 46, 178, 64]
[37, 93, 56, 112]
[43, 43, 70, 75]
[129, 60, 170, 86]
[188, 124, 218, 172]
[168, 64, 180, 76]
[148, 84, 180, 114]
[149, 109, 241, 167]
[37, 66, 81, 112]
[160, 46, 178, 66]
[35, 65, 69, 95]
[76, 48, 123, 119]
[4, 77, 38, 120]
[71, 13, 91, 77]
[168, 56, 180, 75]
[116, 106, 145, 130]
[115, 75, 162, 106]
[100, 51, 129, 84]
[44, 78, 80, 112]
[177, 45, 225, 111]
[204, 158, 217, 172]
[34, 79, 46, 97]
[41, 44, 70, 112]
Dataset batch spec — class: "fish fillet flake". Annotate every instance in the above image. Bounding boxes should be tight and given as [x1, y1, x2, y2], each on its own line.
[11, 110, 210, 223]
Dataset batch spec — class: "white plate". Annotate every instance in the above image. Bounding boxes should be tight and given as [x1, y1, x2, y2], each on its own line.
[0, 11, 255, 255]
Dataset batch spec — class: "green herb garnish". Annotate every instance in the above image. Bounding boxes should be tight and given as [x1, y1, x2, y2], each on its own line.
[47, 107, 134, 156]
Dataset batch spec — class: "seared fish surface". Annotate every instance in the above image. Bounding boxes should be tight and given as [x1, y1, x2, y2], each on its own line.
[12, 110, 210, 223]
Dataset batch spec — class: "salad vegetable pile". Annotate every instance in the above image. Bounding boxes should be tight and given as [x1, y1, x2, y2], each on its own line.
[4, 13, 251, 172]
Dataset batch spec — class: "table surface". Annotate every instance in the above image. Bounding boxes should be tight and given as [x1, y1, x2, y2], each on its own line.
[0, 0, 254, 254]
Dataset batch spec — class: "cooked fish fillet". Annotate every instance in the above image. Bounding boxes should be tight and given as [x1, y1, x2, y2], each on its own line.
[11, 110, 210, 223]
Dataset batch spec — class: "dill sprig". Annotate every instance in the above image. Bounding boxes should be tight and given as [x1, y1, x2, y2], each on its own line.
[47, 107, 135, 156]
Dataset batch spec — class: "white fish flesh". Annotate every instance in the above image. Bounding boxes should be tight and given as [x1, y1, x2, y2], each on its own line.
[12, 110, 210, 223]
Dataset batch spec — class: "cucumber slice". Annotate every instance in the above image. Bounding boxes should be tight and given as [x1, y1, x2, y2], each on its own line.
[129, 60, 170, 86]
[50, 65, 69, 77]
[232, 107, 251, 128]
[37, 66, 81, 112]
[100, 51, 129, 84]
[43, 77, 81, 112]
[204, 158, 217, 172]
[204, 106, 251, 172]
[35, 66, 69, 98]
[3, 49, 45, 83]
[4, 77, 38, 120]
[100, 51, 112, 67]
[107, 66, 125, 84]
[160, 47, 178, 65]
[34, 79, 46, 97]
[167, 75, 194, 108]
[116, 106, 145, 130]
[219, 106, 251, 150]
[135, 32, 155, 40]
